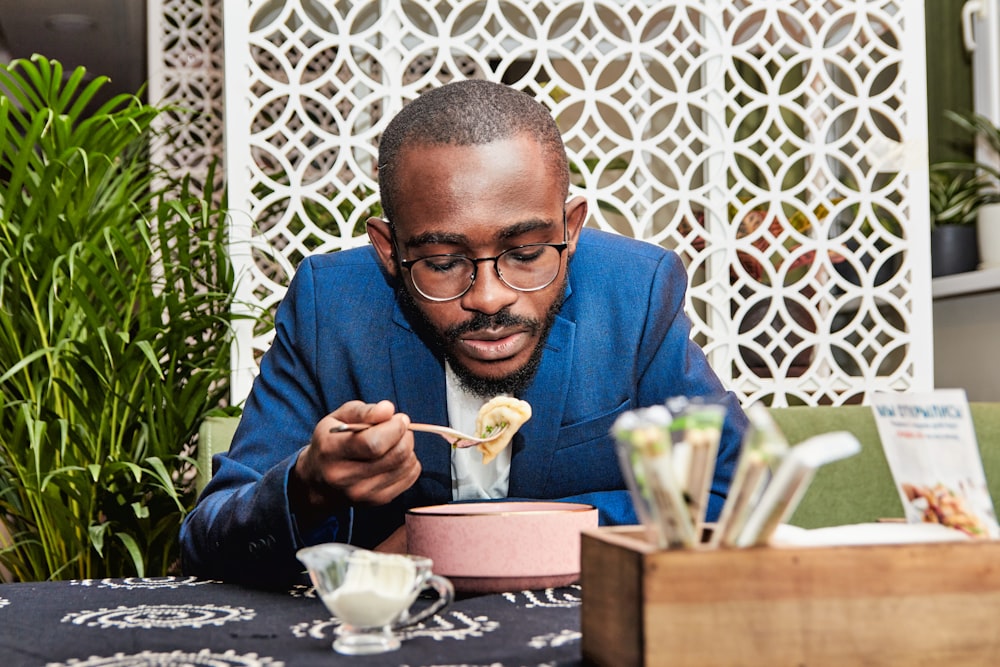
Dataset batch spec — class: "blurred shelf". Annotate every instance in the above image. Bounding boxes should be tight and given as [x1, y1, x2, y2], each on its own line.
[932, 267, 1000, 300]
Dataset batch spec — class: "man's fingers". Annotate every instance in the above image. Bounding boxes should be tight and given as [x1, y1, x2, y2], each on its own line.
[294, 402, 419, 514]
[329, 400, 399, 427]
[323, 416, 410, 460]
[308, 416, 420, 503]
[331, 456, 421, 506]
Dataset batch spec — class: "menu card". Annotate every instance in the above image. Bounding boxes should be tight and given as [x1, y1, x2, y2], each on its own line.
[870, 389, 999, 539]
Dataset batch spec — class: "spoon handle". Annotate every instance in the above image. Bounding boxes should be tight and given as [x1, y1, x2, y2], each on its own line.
[329, 421, 501, 447]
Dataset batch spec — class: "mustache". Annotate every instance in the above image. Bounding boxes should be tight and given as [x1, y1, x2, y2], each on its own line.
[444, 309, 541, 343]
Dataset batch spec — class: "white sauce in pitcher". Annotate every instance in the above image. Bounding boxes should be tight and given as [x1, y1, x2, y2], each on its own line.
[322, 552, 419, 628]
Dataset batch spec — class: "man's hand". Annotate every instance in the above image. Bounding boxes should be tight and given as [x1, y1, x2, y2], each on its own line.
[289, 400, 421, 531]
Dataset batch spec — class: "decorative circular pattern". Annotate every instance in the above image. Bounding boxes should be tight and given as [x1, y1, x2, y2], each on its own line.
[47, 649, 279, 667]
[153, 0, 926, 407]
[529, 628, 582, 649]
[502, 585, 582, 608]
[148, 0, 224, 198]
[61, 604, 255, 629]
[287, 583, 316, 598]
[291, 610, 499, 642]
[72, 577, 216, 590]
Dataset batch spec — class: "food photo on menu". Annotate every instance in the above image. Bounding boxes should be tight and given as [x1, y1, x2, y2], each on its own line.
[871, 389, 1000, 539]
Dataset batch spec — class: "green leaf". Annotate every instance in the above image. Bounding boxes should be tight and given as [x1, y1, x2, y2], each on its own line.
[131, 502, 150, 520]
[116, 533, 145, 578]
[89, 523, 107, 557]
[136, 341, 165, 379]
[122, 462, 144, 483]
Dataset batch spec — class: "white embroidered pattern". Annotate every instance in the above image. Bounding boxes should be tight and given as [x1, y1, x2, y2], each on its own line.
[61, 604, 255, 629]
[287, 584, 317, 599]
[403, 611, 500, 641]
[45, 649, 280, 667]
[291, 611, 499, 642]
[502, 586, 581, 608]
[528, 629, 581, 649]
[71, 577, 216, 590]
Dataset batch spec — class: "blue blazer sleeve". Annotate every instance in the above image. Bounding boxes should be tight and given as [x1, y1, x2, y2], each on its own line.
[180, 258, 350, 587]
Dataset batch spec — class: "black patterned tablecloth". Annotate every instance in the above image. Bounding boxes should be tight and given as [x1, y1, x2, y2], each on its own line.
[0, 577, 584, 667]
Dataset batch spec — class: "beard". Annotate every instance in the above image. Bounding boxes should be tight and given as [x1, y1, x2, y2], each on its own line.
[396, 274, 567, 399]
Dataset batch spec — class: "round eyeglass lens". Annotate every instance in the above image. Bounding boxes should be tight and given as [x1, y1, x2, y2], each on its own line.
[409, 244, 562, 300]
[410, 256, 474, 300]
[496, 244, 562, 290]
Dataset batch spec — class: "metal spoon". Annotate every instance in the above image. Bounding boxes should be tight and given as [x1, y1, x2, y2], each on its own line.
[329, 421, 508, 448]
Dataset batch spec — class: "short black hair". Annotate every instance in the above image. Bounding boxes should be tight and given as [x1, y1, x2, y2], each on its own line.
[377, 79, 569, 223]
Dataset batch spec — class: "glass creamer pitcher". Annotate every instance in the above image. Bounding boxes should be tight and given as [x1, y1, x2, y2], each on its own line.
[297, 543, 454, 655]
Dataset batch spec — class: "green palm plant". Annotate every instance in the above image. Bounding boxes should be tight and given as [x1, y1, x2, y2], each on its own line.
[0, 55, 239, 580]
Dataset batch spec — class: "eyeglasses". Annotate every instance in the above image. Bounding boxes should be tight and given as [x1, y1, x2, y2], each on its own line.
[391, 219, 568, 302]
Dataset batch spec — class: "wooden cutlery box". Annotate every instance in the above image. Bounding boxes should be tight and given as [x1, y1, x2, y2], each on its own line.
[581, 526, 1000, 666]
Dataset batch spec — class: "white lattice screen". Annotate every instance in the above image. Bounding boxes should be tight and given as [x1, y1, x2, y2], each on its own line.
[151, 0, 934, 407]
[148, 0, 225, 192]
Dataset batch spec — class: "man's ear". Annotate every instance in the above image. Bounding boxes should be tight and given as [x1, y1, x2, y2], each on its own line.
[564, 196, 588, 254]
[366, 217, 399, 278]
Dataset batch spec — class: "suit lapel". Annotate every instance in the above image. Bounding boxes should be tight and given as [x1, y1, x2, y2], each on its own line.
[509, 315, 575, 496]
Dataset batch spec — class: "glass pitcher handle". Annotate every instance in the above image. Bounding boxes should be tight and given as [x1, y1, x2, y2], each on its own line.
[394, 574, 454, 628]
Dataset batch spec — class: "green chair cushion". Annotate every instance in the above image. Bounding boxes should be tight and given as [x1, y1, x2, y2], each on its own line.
[195, 415, 240, 494]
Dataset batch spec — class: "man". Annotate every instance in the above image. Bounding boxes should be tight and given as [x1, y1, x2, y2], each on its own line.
[180, 79, 747, 587]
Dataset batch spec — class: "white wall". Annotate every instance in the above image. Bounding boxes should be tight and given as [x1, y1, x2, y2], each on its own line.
[933, 288, 1000, 401]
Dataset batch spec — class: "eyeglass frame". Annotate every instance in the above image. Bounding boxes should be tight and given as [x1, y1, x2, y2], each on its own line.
[387, 214, 569, 302]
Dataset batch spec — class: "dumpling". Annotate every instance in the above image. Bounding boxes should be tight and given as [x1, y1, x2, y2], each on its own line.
[474, 396, 532, 464]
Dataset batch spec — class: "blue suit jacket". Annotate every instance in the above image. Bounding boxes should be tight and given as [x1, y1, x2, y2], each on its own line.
[180, 228, 747, 586]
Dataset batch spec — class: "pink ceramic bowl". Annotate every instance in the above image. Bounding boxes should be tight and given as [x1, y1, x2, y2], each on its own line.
[405, 500, 598, 593]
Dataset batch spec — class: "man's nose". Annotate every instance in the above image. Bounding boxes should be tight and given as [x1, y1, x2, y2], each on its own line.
[459, 260, 518, 314]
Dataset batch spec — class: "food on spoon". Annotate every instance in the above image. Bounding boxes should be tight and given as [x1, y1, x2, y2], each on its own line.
[474, 396, 532, 464]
